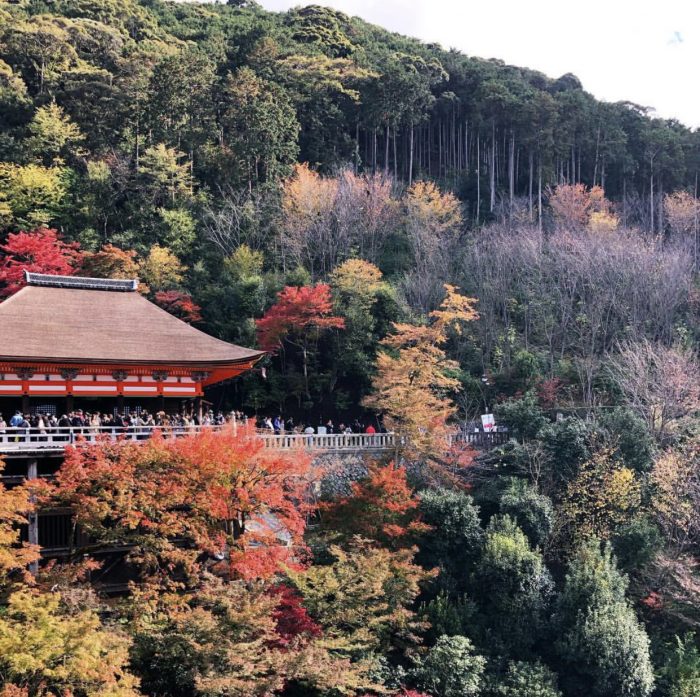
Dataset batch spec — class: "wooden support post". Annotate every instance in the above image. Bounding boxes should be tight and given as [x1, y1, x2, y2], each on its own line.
[66, 395, 74, 414]
[22, 394, 29, 414]
[26, 458, 38, 574]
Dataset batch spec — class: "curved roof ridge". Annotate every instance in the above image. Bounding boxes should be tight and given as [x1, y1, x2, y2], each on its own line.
[25, 272, 139, 292]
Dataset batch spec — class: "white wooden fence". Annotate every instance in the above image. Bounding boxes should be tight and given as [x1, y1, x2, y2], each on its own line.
[0, 426, 507, 454]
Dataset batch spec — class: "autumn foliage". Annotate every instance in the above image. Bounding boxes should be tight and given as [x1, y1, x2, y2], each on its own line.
[256, 283, 345, 353]
[80, 243, 140, 281]
[154, 290, 202, 323]
[0, 227, 83, 297]
[364, 284, 478, 460]
[51, 426, 313, 581]
[321, 461, 429, 547]
[0, 461, 39, 581]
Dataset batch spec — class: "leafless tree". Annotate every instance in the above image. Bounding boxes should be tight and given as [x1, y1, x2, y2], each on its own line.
[607, 339, 700, 442]
[279, 165, 399, 279]
[462, 224, 693, 405]
[201, 187, 275, 256]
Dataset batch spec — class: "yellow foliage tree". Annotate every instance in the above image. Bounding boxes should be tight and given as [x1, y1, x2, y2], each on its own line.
[651, 441, 700, 552]
[664, 190, 699, 239]
[0, 590, 141, 696]
[0, 461, 39, 583]
[329, 258, 384, 300]
[0, 163, 69, 228]
[559, 448, 642, 545]
[288, 538, 433, 659]
[548, 183, 616, 233]
[588, 209, 619, 234]
[363, 284, 478, 460]
[404, 180, 463, 243]
[280, 163, 339, 276]
[138, 245, 185, 291]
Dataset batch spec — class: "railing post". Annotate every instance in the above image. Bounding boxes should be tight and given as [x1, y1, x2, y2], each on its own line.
[27, 458, 39, 574]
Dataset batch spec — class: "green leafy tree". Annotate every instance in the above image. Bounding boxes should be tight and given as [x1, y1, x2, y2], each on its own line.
[497, 477, 554, 548]
[472, 516, 553, 656]
[417, 488, 484, 590]
[554, 541, 654, 697]
[138, 144, 192, 206]
[220, 67, 299, 188]
[26, 100, 85, 165]
[329, 258, 396, 408]
[494, 392, 548, 442]
[412, 635, 486, 697]
[486, 661, 562, 697]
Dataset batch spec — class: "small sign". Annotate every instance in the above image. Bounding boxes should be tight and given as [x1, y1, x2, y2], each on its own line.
[481, 413, 495, 431]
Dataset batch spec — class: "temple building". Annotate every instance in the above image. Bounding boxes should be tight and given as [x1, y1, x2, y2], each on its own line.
[0, 272, 263, 566]
[0, 272, 263, 418]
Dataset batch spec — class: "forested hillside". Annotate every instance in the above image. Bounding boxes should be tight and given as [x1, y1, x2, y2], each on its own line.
[3, 2, 700, 696]
[2, 0, 699, 416]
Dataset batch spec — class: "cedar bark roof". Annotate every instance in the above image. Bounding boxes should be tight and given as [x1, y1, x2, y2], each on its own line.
[0, 280, 264, 367]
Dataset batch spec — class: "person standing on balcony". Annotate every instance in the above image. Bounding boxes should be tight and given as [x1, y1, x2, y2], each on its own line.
[9, 410, 22, 428]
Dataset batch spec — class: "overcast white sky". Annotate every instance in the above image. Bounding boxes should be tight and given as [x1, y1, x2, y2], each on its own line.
[258, 0, 699, 128]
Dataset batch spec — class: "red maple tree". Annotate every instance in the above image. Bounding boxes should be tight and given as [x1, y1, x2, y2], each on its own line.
[0, 228, 83, 297]
[269, 585, 322, 648]
[154, 290, 203, 323]
[321, 461, 429, 548]
[256, 284, 345, 397]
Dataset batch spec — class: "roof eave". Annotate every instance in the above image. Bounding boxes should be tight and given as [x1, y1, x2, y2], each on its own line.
[0, 353, 265, 368]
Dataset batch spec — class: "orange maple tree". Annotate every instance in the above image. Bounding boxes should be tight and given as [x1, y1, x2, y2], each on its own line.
[0, 460, 39, 581]
[80, 243, 139, 281]
[321, 461, 429, 548]
[0, 228, 83, 297]
[50, 427, 313, 581]
[363, 284, 478, 461]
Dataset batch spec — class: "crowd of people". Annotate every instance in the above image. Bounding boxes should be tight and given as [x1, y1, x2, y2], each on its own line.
[0, 406, 384, 441]
[256, 415, 384, 435]
[0, 408, 247, 436]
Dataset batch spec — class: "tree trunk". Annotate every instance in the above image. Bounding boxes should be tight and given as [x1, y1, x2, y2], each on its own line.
[694, 173, 698, 272]
[650, 161, 654, 233]
[408, 124, 414, 185]
[593, 125, 600, 186]
[528, 150, 534, 221]
[508, 131, 515, 204]
[384, 124, 390, 175]
[476, 133, 481, 223]
[135, 117, 140, 172]
[537, 153, 543, 231]
[490, 121, 496, 213]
